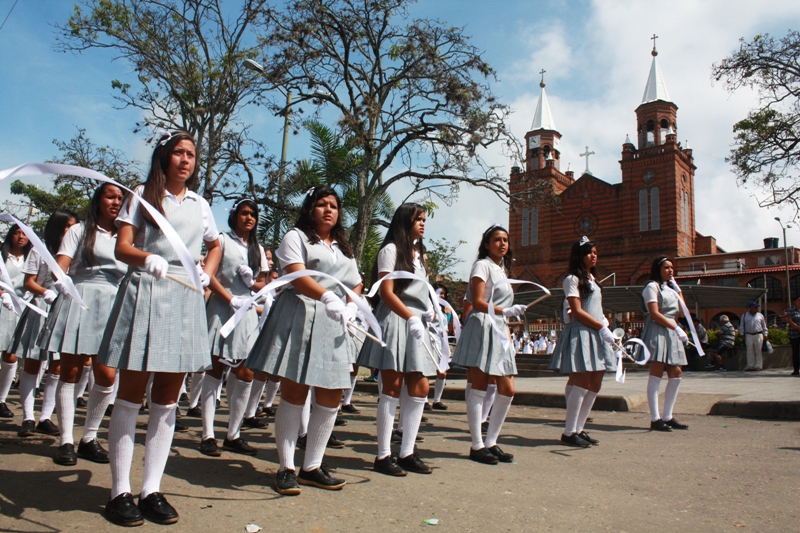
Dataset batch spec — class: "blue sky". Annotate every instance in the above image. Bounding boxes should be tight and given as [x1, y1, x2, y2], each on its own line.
[2, 1, 800, 279]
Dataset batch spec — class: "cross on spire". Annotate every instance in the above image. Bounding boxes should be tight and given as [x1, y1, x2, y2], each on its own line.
[579, 146, 595, 174]
[651, 33, 659, 56]
[539, 69, 546, 88]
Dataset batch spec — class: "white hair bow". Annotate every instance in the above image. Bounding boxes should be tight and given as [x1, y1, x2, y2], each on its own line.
[157, 129, 174, 146]
[579, 235, 590, 246]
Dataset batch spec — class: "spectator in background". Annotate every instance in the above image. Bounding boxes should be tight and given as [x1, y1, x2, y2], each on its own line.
[784, 295, 800, 376]
[741, 302, 768, 371]
[712, 315, 736, 372]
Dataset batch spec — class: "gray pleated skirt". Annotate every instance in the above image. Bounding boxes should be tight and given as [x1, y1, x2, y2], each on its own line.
[452, 311, 517, 376]
[207, 294, 258, 363]
[356, 302, 439, 376]
[549, 322, 616, 374]
[38, 279, 119, 356]
[0, 307, 19, 353]
[246, 290, 354, 389]
[97, 269, 211, 373]
[9, 296, 50, 361]
[641, 316, 687, 366]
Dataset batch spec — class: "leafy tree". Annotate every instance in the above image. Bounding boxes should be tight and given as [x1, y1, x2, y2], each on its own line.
[425, 237, 466, 283]
[712, 31, 800, 212]
[254, 0, 519, 261]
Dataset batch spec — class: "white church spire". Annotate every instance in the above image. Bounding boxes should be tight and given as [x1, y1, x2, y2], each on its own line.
[641, 35, 671, 104]
[531, 70, 557, 131]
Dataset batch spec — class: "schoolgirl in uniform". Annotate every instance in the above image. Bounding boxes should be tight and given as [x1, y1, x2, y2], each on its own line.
[0, 225, 32, 418]
[429, 284, 453, 411]
[37, 184, 127, 466]
[452, 225, 526, 465]
[247, 186, 361, 496]
[97, 131, 220, 526]
[13, 209, 79, 438]
[641, 257, 689, 431]
[200, 198, 269, 456]
[358, 203, 438, 477]
[549, 237, 615, 448]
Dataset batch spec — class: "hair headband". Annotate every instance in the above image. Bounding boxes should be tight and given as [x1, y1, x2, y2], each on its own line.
[305, 187, 316, 198]
[228, 198, 255, 213]
[657, 256, 670, 266]
[156, 129, 176, 147]
[483, 223, 506, 237]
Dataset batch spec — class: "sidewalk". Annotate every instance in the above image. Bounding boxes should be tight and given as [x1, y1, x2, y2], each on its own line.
[356, 368, 800, 420]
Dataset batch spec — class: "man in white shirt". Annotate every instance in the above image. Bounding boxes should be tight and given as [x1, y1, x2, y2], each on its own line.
[740, 302, 768, 371]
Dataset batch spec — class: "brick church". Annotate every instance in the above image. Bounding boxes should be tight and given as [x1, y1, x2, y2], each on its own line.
[509, 45, 708, 288]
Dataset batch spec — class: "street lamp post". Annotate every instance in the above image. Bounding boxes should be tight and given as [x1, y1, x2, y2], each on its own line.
[775, 217, 793, 305]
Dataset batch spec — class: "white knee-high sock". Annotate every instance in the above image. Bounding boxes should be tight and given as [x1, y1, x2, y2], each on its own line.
[36, 361, 47, 388]
[87, 368, 95, 395]
[216, 369, 226, 401]
[467, 388, 486, 450]
[109, 373, 119, 405]
[226, 378, 252, 441]
[399, 394, 426, 458]
[245, 379, 267, 419]
[56, 381, 76, 445]
[275, 400, 303, 471]
[178, 377, 187, 399]
[397, 384, 409, 432]
[0, 360, 17, 403]
[482, 383, 497, 423]
[82, 383, 114, 443]
[188, 372, 204, 408]
[19, 370, 37, 421]
[576, 390, 597, 434]
[40, 373, 59, 422]
[464, 382, 472, 403]
[377, 375, 383, 396]
[484, 393, 513, 448]
[201, 375, 221, 440]
[75, 366, 91, 401]
[433, 377, 445, 403]
[647, 375, 662, 422]
[299, 391, 311, 437]
[302, 402, 338, 471]
[145, 374, 154, 408]
[565, 384, 574, 404]
[564, 386, 588, 436]
[662, 378, 682, 422]
[140, 402, 177, 499]
[342, 375, 357, 405]
[109, 399, 140, 499]
[376, 393, 399, 459]
[263, 380, 280, 408]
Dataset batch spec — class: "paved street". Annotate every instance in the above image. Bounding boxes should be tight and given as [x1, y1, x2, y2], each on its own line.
[2, 382, 800, 532]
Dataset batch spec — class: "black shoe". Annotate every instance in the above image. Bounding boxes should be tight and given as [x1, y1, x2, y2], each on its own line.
[255, 407, 267, 418]
[431, 402, 448, 411]
[421, 416, 428, 423]
[791, 371, 800, 376]
[11, 378, 18, 389]
[76, 397, 87, 408]
[36, 419, 60, 436]
[586, 417, 593, 423]
[275, 468, 301, 495]
[174, 421, 189, 433]
[138, 492, 179, 525]
[199, 438, 222, 457]
[298, 463, 346, 490]
[77, 438, 110, 463]
[18, 419, 36, 437]
[560, 433, 591, 448]
[34, 387, 41, 399]
[0, 402, 13, 418]
[578, 431, 599, 446]
[179, 392, 189, 402]
[481, 421, 489, 433]
[487, 444, 514, 462]
[423, 402, 431, 411]
[105, 404, 114, 417]
[327, 434, 345, 449]
[54, 443, 77, 466]
[185, 406, 201, 418]
[263, 406, 277, 417]
[391, 430, 402, 444]
[297, 434, 307, 450]
[397, 451, 432, 474]
[469, 447, 499, 465]
[104, 492, 144, 527]
[175, 407, 182, 419]
[223, 437, 257, 456]
[341, 404, 360, 414]
[242, 416, 268, 429]
[650, 419, 673, 432]
[374, 455, 407, 476]
[334, 416, 346, 427]
[664, 418, 689, 430]
[216, 399, 221, 409]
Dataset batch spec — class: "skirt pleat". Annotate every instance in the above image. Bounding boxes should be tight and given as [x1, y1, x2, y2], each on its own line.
[641, 317, 687, 366]
[452, 311, 517, 376]
[207, 294, 258, 363]
[549, 322, 616, 374]
[9, 296, 49, 361]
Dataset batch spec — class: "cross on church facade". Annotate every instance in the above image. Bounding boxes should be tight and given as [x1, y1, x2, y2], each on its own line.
[651, 33, 658, 49]
[579, 146, 595, 174]
[539, 69, 546, 83]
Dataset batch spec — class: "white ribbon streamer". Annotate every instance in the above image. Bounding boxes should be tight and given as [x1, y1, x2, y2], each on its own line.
[0, 280, 47, 317]
[614, 338, 650, 384]
[663, 285, 705, 356]
[0, 163, 202, 291]
[248, 289, 276, 341]
[0, 259, 24, 315]
[0, 213, 88, 310]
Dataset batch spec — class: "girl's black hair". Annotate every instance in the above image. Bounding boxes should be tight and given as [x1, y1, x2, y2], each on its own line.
[294, 187, 354, 258]
[227, 198, 262, 273]
[650, 256, 672, 283]
[44, 208, 79, 256]
[477, 225, 513, 277]
[567, 238, 600, 298]
[1, 224, 32, 262]
[141, 131, 199, 224]
[369, 203, 429, 301]
[81, 183, 125, 266]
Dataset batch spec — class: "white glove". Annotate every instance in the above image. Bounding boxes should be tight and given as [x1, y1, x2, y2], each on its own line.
[230, 296, 251, 311]
[54, 277, 72, 296]
[422, 307, 436, 322]
[320, 291, 346, 322]
[196, 263, 210, 288]
[43, 289, 58, 305]
[602, 316, 609, 328]
[673, 326, 689, 344]
[502, 304, 527, 319]
[237, 264, 255, 288]
[144, 254, 169, 280]
[344, 301, 359, 324]
[22, 291, 32, 300]
[407, 315, 425, 341]
[599, 326, 616, 345]
[1, 293, 14, 311]
[667, 278, 681, 293]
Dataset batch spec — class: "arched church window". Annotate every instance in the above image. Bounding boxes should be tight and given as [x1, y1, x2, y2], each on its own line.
[660, 119, 669, 129]
[646, 120, 655, 147]
[651, 187, 660, 230]
[639, 189, 648, 231]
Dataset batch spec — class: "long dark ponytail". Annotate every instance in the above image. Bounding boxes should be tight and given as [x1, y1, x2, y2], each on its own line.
[567, 238, 599, 298]
[44, 208, 79, 256]
[227, 198, 262, 273]
[369, 203, 429, 301]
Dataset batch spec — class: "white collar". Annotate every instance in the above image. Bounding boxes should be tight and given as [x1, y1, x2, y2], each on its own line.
[164, 189, 199, 204]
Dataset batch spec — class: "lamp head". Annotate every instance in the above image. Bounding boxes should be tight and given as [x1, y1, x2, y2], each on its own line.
[242, 59, 265, 73]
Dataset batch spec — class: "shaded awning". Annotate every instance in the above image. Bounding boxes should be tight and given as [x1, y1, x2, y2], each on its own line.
[514, 285, 768, 320]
